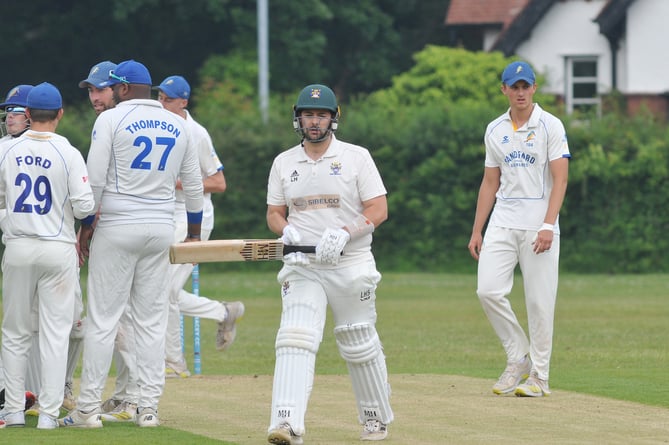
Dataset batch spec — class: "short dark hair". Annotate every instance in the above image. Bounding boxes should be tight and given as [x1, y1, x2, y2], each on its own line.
[27, 108, 59, 122]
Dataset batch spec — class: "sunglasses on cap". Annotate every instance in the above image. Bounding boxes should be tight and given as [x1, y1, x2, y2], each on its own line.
[5, 106, 26, 113]
[109, 70, 129, 84]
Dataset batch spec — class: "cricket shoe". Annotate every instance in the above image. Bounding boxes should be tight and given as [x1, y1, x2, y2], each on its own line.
[100, 397, 122, 413]
[361, 419, 388, 441]
[58, 408, 103, 428]
[165, 359, 191, 378]
[100, 401, 137, 422]
[62, 381, 76, 411]
[492, 355, 531, 395]
[136, 407, 160, 427]
[217, 301, 245, 351]
[0, 410, 25, 428]
[37, 413, 58, 430]
[267, 422, 303, 445]
[515, 370, 552, 397]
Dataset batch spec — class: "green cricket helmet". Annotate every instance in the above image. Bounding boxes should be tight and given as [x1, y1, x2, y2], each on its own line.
[293, 84, 340, 138]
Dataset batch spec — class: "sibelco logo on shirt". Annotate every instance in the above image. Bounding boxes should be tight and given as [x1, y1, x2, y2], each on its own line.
[292, 194, 341, 211]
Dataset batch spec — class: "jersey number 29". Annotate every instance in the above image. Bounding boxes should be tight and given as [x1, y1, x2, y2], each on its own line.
[13, 173, 52, 215]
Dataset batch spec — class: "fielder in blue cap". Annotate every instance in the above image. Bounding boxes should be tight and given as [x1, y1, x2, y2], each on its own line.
[0, 84, 34, 139]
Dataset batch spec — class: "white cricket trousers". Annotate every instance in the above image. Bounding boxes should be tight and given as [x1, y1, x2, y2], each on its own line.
[268, 259, 392, 436]
[164, 227, 225, 364]
[77, 223, 173, 412]
[1, 238, 77, 418]
[477, 225, 560, 381]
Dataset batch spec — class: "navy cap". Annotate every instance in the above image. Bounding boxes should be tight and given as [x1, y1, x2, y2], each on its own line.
[0, 84, 34, 109]
[27, 82, 63, 110]
[107, 59, 152, 86]
[79, 61, 117, 89]
[502, 61, 536, 86]
[153, 75, 191, 99]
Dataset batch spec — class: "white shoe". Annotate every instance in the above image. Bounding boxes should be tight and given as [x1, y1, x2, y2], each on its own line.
[58, 408, 103, 428]
[37, 413, 58, 430]
[361, 419, 388, 441]
[515, 370, 552, 397]
[217, 302, 245, 351]
[267, 422, 303, 445]
[492, 355, 531, 394]
[0, 410, 25, 428]
[136, 407, 160, 427]
[100, 401, 137, 422]
[165, 359, 191, 378]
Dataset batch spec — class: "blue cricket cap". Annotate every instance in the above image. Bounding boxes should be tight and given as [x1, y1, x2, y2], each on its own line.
[502, 61, 536, 86]
[1, 84, 34, 109]
[107, 59, 152, 86]
[153, 75, 191, 99]
[79, 61, 118, 89]
[27, 82, 63, 110]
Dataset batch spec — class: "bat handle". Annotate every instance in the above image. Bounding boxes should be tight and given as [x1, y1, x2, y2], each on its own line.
[283, 245, 316, 254]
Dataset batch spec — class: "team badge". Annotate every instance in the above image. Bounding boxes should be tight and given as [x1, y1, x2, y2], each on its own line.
[516, 65, 524, 74]
[330, 161, 342, 176]
[310, 88, 321, 99]
[282, 281, 290, 297]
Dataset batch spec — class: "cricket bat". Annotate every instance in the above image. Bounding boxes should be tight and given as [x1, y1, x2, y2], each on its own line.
[169, 239, 316, 264]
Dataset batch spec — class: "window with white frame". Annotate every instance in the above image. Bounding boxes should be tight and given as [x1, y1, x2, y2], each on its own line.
[565, 56, 600, 116]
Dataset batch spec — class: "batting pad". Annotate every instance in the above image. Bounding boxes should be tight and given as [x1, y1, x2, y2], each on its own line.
[335, 323, 394, 424]
[270, 327, 321, 435]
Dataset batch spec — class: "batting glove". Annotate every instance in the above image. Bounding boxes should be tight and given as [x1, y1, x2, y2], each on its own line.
[281, 224, 302, 245]
[283, 251, 310, 266]
[315, 228, 350, 265]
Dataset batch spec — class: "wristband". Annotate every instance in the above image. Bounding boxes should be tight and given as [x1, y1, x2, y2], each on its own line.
[81, 214, 96, 226]
[187, 233, 201, 239]
[344, 214, 374, 240]
[539, 223, 554, 232]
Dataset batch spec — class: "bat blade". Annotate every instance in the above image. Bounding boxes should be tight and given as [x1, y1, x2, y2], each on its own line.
[169, 239, 316, 264]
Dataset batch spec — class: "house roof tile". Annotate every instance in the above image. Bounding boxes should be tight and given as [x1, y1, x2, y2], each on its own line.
[445, 0, 530, 27]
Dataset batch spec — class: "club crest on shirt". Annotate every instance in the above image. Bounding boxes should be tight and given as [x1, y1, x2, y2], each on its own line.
[330, 161, 342, 176]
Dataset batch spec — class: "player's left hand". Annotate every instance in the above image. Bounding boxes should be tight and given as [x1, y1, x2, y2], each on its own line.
[315, 228, 350, 265]
[532, 228, 554, 254]
[283, 251, 310, 266]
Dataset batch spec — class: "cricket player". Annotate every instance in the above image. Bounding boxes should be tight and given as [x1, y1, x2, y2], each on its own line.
[266, 84, 392, 444]
[0, 82, 95, 430]
[77, 60, 141, 423]
[154, 75, 244, 378]
[59, 60, 203, 428]
[468, 61, 570, 397]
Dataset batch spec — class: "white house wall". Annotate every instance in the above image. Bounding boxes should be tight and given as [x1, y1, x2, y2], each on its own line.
[624, 0, 669, 94]
[513, 0, 611, 96]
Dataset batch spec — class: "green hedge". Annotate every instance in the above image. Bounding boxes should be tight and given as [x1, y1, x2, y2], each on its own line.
[49, 48, 669, 273]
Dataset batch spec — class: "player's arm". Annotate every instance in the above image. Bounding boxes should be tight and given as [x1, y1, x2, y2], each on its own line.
[356, 195, 387, 231]
[468, 166, 500, 260]
[266, 204, 288, 237]
[533, 157, 569, 254]
[203, 170, 226, 194]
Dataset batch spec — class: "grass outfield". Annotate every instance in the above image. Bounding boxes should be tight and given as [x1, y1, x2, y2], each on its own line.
[1, 271, 668, 443]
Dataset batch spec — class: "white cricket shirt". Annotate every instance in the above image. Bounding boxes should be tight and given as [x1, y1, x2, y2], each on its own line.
[0, 130, 95, 243]
[484, 104, 571, 232]
[173, 110, 223, 230]
[267, 135, 386, 264]
[86, 99, 203, 227]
